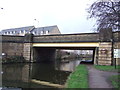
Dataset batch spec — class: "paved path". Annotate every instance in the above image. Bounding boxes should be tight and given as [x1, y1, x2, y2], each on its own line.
[87, 65, 119, 88]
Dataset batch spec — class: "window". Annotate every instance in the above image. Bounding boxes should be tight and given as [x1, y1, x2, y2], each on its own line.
[32, 31, 36, 35]
[11, 31, 14, 34]
[14, 31, 16, 34]
[21, 30, 23, 33]
[20, 30, 22, 33]
[34, 31, 36, 34]
[11, 31, 13, 35]
[41, 31, 43, 35]
[5, 32, 7, 35]
[10, 31, 12, 34]
[32, 32, 34, 34]
[19, 30, 23, 34]
[46, 30, 49, 34]
[24, 30, 26, 34]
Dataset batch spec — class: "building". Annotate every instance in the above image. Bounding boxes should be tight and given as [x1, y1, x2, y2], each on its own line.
[1, 25, 61, 36]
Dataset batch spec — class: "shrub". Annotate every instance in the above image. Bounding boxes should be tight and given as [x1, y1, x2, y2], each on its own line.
[2, 56, 26, 63]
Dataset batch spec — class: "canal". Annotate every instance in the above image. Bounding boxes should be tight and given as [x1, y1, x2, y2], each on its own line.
[2, 59, 81, 89]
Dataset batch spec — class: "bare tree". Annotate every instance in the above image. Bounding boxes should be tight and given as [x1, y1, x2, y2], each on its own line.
[88, 0, 120, 31]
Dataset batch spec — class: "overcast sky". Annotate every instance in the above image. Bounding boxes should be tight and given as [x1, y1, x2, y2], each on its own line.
[0, 0, 96, 34]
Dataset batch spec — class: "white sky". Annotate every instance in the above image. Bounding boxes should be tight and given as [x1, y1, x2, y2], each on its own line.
[0, 0, 96, 34]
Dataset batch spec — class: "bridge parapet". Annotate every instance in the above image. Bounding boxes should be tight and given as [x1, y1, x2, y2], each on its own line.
[1, 35, 24, 43]
[1, 31, 119, 43]
[33, 33, 99, 43]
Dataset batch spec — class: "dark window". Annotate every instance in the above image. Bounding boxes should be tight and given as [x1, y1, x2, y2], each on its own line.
[12, 31, 14, 34]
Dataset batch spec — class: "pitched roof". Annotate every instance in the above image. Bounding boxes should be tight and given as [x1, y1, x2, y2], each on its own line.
[1, 26, 35, 33]
[1, 25, 60, 34]
[31, 25, 58, 32]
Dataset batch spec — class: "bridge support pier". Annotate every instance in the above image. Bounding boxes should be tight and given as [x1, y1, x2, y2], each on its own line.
[98, 42, 112, 65]
[23, 34, 33, 62]
[23, 43, 33, 62]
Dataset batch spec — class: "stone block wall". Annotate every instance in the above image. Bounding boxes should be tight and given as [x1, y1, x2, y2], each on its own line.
[2, 35, 24, 57]
[23, 43, 32, 62]
[98, 42, 112, 65]
[2, 35, 24, 42]
[2, 43, 23, 56]
[33, 33, 99, 43]
[23, 34, 33, 62]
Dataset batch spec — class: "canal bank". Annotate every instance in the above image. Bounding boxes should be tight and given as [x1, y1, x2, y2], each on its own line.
[66, 64, 120, 88]
[66, 65, 89, 88]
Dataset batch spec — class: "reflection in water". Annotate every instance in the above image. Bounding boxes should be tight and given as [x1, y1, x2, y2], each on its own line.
[2, 59, 81, 88]
[56, 60, 81, 71]
[31, 63, 70, 85]
[3, 64, 30, 82]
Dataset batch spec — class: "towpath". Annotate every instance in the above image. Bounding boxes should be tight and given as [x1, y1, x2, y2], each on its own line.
[87, 65, 119, 88]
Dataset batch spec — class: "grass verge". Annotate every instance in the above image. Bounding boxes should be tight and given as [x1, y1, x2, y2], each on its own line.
[109, 75, 120, 89]
[66, 65, 88, 88]
[94, 65, 120, 72]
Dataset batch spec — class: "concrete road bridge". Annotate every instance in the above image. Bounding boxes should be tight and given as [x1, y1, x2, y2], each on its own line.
[1, 30, 120, 65]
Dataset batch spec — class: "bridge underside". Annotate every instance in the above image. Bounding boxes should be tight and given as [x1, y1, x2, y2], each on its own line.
[32, 42, 99, 63]
[33, 48, 56, 62]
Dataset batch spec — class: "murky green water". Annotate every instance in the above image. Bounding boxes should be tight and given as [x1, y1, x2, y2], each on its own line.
[2, 59, 81, 89]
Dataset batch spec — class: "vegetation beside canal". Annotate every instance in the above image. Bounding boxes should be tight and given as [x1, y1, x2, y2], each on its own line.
[66, 65, 88, 88]
[94, 65, 120, 72]
[2, 56, 26, 63]
[109, 75, 120, 89]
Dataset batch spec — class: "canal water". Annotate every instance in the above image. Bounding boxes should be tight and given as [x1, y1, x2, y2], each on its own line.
[2, 59, 81, 88]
